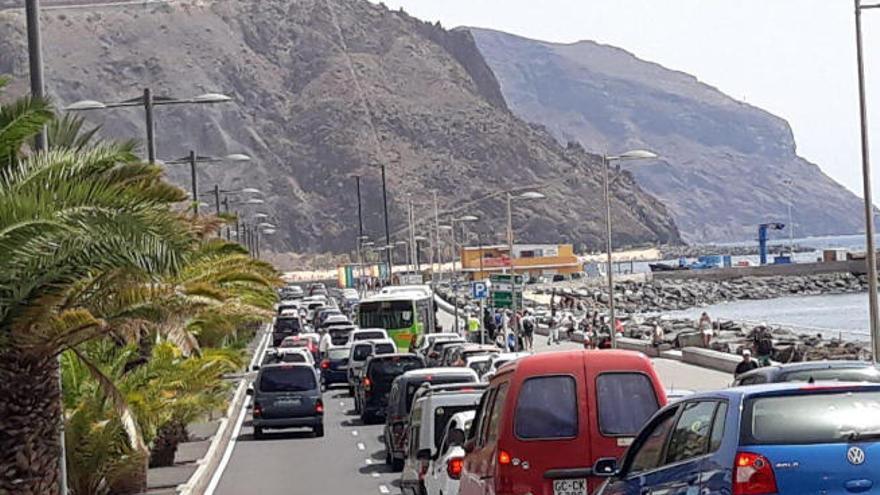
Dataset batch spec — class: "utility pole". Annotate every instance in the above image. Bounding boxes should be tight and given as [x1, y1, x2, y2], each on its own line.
[433, 191, 442, 283]
[603, 155, 617, 349]
[188, 150, 199, 216]
[855, 0, 880, 362]
[144, 88, 156, 164]
[380, 165, 392, 283]
[222, 196, 231, 240]
[356, 176, 365, 294]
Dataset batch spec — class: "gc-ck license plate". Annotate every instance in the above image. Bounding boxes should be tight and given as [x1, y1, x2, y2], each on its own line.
[276, 399, 301, 407]
[553, 478, 587, 495]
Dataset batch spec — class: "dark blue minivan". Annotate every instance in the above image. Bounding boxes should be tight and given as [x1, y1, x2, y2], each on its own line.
[596, 382, 880, 495]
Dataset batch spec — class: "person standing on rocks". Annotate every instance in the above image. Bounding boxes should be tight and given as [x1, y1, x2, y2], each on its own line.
[699, 311, 713, 347]
[652, 323, 665, 348]
[735, 349, 759, 376]
[754, 325, 774, 366]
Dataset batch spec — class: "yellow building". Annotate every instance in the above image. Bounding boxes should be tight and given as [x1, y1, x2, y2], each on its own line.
[460, 244, 581, 281]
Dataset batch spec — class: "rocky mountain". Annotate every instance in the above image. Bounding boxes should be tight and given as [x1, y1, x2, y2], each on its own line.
[470, 28, 866, 243]
[0, 0, 680, 253]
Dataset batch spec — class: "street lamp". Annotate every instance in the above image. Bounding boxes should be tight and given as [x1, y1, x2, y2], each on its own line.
[396, 240, 411, 272]
[855, 0, 880, 361]
[506, 192, 545, 320]
[160, 152, 251, 215]
[202, 186, 263, 216]
[603, 149, 659, 348]
[451, 215, 479, 276]
[65, 90, 232, 163]
[414, 235, 428, 272]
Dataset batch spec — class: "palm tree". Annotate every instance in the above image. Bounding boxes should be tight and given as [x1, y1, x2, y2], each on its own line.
[0, 79, 197, 494]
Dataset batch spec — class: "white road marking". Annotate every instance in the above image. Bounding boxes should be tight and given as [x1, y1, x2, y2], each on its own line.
[371, 472, 380, 478]
[379, 485, 390, 494]
[340, 401, 345, 407]
[365, 458, 373, 465]
[352, 430, 359, 436]
[204, 325, 272, 495]
[357, 442, 366, 451]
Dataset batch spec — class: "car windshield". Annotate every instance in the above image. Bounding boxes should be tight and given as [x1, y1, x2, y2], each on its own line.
[274, 318, 301, 333]
[369, 357, 423, 381]
[352, 344, 373, 361]
[359, 301, 415, 330]
[259, 367, 316, 392]
[781, 368, 880, 383]
[742, 390, 880, 445]
[329, 348, 350, 360]
[374, 343, 396, 355]
[354, 331, 385, 341]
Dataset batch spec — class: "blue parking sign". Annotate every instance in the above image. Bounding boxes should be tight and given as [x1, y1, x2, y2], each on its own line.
[471, 282, 488, 299]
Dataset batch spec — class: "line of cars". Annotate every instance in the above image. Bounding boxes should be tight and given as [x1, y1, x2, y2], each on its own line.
[249, 283, 391, 439]
[354, 325, 880, 495]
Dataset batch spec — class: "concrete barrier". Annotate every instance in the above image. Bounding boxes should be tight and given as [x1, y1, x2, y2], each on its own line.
[615, 337, 658, 357]
[654, 259, 864, 281]
[681, 347, 741, 374]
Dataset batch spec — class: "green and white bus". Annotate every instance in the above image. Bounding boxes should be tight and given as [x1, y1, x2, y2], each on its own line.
[357, 288, 436, 350]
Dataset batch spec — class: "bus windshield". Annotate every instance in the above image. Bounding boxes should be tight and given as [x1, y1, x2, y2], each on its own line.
[359, 301, 415, 330]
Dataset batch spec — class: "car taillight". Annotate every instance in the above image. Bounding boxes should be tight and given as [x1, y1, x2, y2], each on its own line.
[321, 360, 330, 369]
[364, 377, 372, 392]
[447, 457, 463, 479]
[315, 399, 324, 414]
[498, 450, 511, 465]
[253, 403, 262, 417]
[734, 452, 778, 495]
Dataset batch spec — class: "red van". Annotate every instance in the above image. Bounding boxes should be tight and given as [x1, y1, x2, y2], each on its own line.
[459, 350, 667, 495]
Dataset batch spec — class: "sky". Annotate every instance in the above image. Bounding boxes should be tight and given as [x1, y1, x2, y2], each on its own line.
[370, 0, 880, 197]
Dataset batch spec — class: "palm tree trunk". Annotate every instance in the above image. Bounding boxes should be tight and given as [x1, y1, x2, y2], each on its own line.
[0, 349, 63, 495]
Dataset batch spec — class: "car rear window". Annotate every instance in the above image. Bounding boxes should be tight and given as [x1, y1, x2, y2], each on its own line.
[355, 331, 385, 341]
[596, 373, 660, 436]
[433, 405, 477, 449]
[405, 375, 476, 412]
[369, 357, 424, 380]
[259, 367, 316, 392]
[742, 390, 880, 445]
[352, 344, 373, 361]
[329, 348, 350, 360]
[274, 318, 301, 333]
[468, 360, 492, 377]
[278, 352, 307, 363]
[781, 368, 880, 383]
[374, 343, 396, 355]
[515, 376, 578, 439]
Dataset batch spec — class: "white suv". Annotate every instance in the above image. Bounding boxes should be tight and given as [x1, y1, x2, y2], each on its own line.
[423, 410, 474, 495]
[399, 386, 484, 495]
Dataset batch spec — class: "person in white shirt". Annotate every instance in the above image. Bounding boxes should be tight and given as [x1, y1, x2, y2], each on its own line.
[318, 330, 333, 359]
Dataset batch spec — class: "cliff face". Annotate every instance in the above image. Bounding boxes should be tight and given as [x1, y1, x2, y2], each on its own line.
[470, 28, 867, 243]
[0, 0, 681, 253]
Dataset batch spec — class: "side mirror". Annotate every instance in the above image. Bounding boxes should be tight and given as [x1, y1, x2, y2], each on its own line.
[252, 365, 260, 371]
[416, 449, 432, 461]
[246, 387, 254, 396]
[592, 457, 619, 478]
[463, 439, 476, 454]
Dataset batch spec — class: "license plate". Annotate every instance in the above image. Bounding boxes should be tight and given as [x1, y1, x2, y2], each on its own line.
[553, 478, 587, 495]
[276, 399, 301, 407]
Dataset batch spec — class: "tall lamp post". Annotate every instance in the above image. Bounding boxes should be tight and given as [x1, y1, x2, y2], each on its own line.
[160, 152, 251, 215]
[451, 215, 479, 278]
[66, 91, 232, 164]
[506, 192, 545, 322]
[603, 150, 658, 348]
[855, 0, 880, 361]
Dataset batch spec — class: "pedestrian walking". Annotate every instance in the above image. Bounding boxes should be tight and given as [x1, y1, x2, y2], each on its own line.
[467, 312, 481, 343]
[754, 325, 774, 366]
[318, 329, 332, 360]
[699, 311, 713, 347]
[734, 349, 759, 376]
[522, 310, 535, 351]
[652, 323, 664, 348]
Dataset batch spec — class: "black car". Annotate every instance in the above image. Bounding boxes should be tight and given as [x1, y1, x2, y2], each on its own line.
[356, 354, 425, 424]
[272, 315, 302, 347]
[732, 360, 880, 386]
[321, 346, 350, 388]
[249, 363, 324, 439]
[383, 367, 479, 470]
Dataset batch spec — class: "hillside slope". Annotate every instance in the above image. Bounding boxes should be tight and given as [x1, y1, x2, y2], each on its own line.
[470, 28, 865, 243]
[0, 0, 680, 253]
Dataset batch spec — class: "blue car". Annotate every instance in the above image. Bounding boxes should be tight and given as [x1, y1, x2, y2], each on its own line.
[596, 382, 880, 495]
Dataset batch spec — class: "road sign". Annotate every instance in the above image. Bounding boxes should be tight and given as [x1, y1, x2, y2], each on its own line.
[471, 281, 488, 300]
[489, 274, 524, 309]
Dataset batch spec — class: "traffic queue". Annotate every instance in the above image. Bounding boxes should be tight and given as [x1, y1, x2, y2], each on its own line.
[259, 282, 880, 495]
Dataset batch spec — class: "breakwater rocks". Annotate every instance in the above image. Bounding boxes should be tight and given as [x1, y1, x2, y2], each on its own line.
[534, 272, 868, 313]
[627, 316, 871, 362]
[659, 244, 814, 259]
